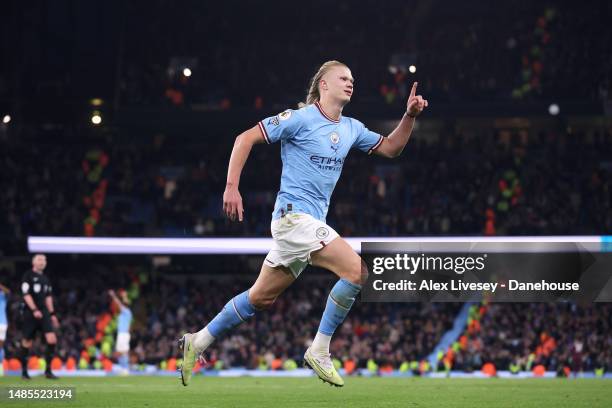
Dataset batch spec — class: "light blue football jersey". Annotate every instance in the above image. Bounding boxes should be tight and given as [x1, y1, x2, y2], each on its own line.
[0, 291, 6, 325]
[259, 102, 383, 222]
[117, 306, 132, 333]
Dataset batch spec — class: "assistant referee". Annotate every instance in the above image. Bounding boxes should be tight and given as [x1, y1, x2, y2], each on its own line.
[19, 254, 59, 380]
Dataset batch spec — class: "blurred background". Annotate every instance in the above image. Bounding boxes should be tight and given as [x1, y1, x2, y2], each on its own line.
[0, 0, 610, 377]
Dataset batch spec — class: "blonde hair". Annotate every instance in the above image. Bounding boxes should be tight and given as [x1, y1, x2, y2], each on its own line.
[299, 60, 347, 108]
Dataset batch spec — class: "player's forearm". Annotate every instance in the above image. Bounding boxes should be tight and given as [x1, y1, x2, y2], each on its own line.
[226, 133, 255, 187]
[385, 113, 416, 157]
[45, 296, 55, 313]
[110, 294, 121, 308]
[24, 295, 38, 311]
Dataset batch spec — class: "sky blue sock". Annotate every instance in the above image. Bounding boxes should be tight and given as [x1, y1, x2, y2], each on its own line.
[318, 279, 361, 336]
[119, 353, 128, 369]
[207, 290, 256, 338]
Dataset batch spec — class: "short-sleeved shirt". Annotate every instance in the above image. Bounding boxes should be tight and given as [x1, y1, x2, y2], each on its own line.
[258, 102, 383, 222]
[117, 306, 133, 333]
[21, 270, 53, 312]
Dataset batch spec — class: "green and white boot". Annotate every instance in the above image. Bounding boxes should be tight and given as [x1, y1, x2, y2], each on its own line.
[178, 333, 197, 386]
[303, 348, 344, 387]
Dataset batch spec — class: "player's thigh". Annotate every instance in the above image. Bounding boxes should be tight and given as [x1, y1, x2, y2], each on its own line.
[248, 263, 295, 309]
[310, 237, 365, 284]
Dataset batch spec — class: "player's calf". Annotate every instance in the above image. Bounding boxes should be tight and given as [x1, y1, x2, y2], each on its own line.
[179, 291, 258, 386]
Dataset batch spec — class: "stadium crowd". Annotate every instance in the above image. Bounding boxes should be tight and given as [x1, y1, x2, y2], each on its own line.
[4, 2, 610, 111]
[1, 0, 611, 380]
[2, 260, 611, 375]
[2, 127, 610, 255]
[451, 303, 612, 375]
[0, 260, 460, 372]
[0, 123, 611, 374]
[134, 274, 460, 371]
[117, 2, 611, 108]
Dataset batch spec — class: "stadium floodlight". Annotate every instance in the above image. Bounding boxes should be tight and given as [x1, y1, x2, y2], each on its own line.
[27, 235, 606, 255]
[183, 68, 192, 77]
[548, 103, 560, 116]
[91, 114, 102, 125]
[409, 65, 417, 74]
[2, 114, 10, 124]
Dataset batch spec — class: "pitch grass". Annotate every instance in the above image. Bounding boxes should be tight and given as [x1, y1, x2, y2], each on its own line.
[1, 376, 611, 408]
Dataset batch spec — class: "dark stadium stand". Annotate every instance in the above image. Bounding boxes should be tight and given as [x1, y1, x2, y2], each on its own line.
[1, 0, 611, 380]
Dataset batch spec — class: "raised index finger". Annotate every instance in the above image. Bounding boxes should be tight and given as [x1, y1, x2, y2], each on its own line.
[410, 82, 418, 98]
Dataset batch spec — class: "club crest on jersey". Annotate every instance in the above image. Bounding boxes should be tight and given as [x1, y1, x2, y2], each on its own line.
[316, 227, 330, 239]
[278, 110, 292, 121]
[329, 132, 340, 144]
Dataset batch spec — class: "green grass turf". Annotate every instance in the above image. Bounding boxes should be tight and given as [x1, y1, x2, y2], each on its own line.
[0, 376, 611, 408]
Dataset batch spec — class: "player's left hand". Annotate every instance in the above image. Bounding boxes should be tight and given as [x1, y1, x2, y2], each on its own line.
[406, 82, 428, 117]
[51, 315, 60, 329]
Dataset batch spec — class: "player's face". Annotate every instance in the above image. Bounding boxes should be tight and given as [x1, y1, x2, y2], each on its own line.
[32, 255, 47, 271]
[322, 65, 354, 104]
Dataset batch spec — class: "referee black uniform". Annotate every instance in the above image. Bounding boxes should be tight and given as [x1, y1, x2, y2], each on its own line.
[19, 267, 58, 379]
[21, 270, 54, 338]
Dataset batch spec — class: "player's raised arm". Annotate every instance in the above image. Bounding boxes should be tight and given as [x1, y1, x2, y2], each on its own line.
[374, 82, 428, 158]
[108, 289, 121, 308]
[223, 125, 266, 222]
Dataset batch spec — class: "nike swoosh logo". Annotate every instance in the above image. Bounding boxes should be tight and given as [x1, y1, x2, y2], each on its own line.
[308, 356, 334, 378]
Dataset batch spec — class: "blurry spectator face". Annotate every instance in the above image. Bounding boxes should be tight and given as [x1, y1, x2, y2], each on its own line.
[321, 65, 354, 104]
[32, 254, 47, 272]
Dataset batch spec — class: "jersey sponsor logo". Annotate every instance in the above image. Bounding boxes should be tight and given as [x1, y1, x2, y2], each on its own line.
[329, 132, 340, 144]
[310, 155, 344, 171]
[310, 155, 344, 165]
[33, 283, 41, 293]
[316, 227, 330, 239]
[278, 110, 292, 121]
[268, 117, 280, 126]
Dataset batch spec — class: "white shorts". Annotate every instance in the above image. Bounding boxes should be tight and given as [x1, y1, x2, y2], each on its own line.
[264, 213, 339, 278]
[116, 332, 130, 353]
[0, 323, 7, 341]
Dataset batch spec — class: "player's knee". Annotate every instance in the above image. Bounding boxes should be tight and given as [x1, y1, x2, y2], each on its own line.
[22, 339, 32, 348]
[360, 260, 369, 284]
[248, 291, 276, 310]
[253, 296, 276, 310]
[345, 259, 365, 285]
